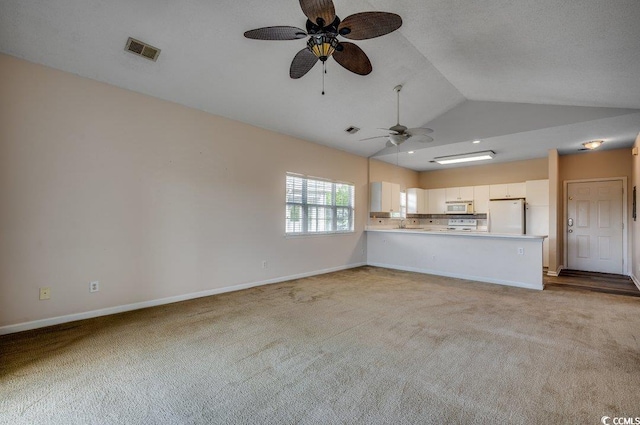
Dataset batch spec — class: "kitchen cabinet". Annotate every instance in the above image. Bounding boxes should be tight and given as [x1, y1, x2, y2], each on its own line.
[489, 182, 526, 199]
[445, 186, 474, 202]
[525, 179, 550, 267]
[427, 188, 446, 214]
[473, 185, 490, 213]
[525, 179, 549, 206]
[407, 188, 428, 214]
[370, 182, 401, 213]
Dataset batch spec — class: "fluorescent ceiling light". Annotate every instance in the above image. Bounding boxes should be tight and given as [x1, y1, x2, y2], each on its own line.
[407, 151, 415, 154]
[434, 150, 495, 165]
[472, 140, 481, 144]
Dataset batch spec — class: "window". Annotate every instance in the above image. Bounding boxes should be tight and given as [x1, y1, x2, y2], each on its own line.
[286, 173, 355, 235]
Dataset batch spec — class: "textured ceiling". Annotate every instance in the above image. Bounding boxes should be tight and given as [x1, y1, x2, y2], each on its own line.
[1, 0, 639, 170]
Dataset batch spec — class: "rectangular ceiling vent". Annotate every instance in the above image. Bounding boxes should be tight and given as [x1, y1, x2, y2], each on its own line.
[125, 37, 161, 62]
[344, 126, 360, 134]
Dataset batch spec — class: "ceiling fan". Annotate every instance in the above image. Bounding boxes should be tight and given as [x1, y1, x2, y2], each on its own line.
[244, 0, 402, 94]
[362, 85, 434, 155]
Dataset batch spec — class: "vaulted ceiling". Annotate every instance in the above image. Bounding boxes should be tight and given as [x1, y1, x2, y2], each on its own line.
[1, 0, 639, 170]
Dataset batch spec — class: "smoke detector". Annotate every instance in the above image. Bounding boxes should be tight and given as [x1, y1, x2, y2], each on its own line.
[125, 37, 161, 62]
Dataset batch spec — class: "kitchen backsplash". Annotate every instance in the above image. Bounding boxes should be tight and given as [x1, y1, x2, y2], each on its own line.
[368, 217, 489, 231]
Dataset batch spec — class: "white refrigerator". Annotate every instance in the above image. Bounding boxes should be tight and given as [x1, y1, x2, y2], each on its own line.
[488, 199, 525, 234]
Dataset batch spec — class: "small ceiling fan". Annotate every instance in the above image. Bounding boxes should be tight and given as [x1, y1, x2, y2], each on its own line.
[244, 0, 402, 94]
[362, 85, 434, 154]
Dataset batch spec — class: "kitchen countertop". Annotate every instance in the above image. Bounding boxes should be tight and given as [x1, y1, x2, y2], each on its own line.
[365, 226, 547, 239]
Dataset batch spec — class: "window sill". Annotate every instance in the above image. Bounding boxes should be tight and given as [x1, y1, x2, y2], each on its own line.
[285, 231, 356, 238]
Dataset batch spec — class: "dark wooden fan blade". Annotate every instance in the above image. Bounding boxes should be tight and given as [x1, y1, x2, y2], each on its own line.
[244, 26, 307, 40]
[332, 42, 372, 75]
[290, 48, 318, 79]
[338, 12, 402, 40]
[299, 0, 335, 27]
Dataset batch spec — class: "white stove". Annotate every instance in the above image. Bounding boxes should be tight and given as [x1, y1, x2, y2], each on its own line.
[446, 219, 478, 231]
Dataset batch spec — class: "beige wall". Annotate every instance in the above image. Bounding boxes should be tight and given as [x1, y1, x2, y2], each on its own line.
[418, 157, 548, 189]
[368, 158, 419, 191]
[632, 135, 640, 283]
[557, 148, 633, 272]
[559, 148, 632, 182]
[0, 54, 369, 330]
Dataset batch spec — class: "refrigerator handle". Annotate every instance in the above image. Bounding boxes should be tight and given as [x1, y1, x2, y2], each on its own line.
[487, 208, 491, 232]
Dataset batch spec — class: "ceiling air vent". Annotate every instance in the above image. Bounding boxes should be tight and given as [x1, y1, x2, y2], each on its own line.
[125, 37, 161, 62]
[345, 126, 360, 134]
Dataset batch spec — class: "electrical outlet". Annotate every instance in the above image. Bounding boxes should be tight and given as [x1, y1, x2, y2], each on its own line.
[262, 261, 268, 269]
[517, 247, 524, 255]
[90, 281, 100, 293]
[39, 287, 51, 300]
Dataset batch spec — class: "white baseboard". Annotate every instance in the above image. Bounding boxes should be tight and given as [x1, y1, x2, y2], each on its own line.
[631, 274, 640, 291]
[367, 262, 543, 291]
[546, 265, 564, 277]
[0, 262, 366, 336]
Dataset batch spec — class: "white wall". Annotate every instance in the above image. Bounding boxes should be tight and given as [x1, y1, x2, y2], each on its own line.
[0, 54, 369, 332]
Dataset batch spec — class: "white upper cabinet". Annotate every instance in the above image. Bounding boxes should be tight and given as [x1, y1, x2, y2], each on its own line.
[445, 186, 474, 202]
[427, 188, 446, 214]
[407, 188, 428, 214]
[473, 185, 491, 213]
[525, 179, 550, 206]
[370, 182, 401, 213]
[489, 182, 526, 199]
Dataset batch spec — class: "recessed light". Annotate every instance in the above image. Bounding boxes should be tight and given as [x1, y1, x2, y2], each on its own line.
[407, 151, 415, 154]
[472, 140, 481, 144]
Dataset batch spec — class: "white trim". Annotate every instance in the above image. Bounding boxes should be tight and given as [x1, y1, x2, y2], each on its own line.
[546, 265, 564, 277]
[0, 262, 366, 336]
[563, 177, 628, 274]
[631, 274, 640, 292]
[368, 262, 543, 291]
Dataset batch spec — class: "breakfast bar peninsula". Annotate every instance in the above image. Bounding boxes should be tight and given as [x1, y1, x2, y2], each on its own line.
[366, 227, 546, 290]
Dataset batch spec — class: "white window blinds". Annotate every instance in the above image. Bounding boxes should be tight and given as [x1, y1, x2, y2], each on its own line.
[286, 173, 355, 235]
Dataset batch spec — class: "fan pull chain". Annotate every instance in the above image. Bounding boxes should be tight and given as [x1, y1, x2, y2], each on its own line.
[322, 62, 326, 95]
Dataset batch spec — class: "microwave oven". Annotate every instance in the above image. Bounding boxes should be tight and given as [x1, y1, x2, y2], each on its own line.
[445, 201, 474, 214]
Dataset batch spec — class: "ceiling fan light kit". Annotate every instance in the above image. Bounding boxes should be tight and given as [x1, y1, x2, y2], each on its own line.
[244, 0, 402, 94]
[434, 150, 496, 165]
[307, 35, 339, 62]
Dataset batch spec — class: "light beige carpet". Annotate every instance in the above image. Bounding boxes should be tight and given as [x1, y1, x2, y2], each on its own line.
[1, 266, 639, 424]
